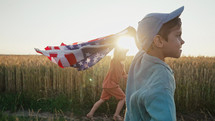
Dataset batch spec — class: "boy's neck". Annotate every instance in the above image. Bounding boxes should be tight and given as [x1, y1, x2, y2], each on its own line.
[147, 50, 165, 61]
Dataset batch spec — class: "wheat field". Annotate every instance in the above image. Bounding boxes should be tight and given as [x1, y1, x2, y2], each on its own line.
[0, 55, 215, 114]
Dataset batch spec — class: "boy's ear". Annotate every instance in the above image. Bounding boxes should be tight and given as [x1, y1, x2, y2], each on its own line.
[153, 35, 164, 48]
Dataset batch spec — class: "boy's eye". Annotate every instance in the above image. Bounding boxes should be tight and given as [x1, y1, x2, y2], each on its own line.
[176, 34, 181, 37]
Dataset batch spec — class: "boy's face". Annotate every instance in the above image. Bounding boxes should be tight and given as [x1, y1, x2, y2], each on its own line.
[163, 26, 185, 58]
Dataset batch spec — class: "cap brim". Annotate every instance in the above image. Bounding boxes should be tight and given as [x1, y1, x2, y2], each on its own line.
[164, 6, 184, 23]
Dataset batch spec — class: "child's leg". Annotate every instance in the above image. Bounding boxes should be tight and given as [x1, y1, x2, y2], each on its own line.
[87, 99, 105, 118]
[107, 87, 125, 120]
[113, 98, 125, 117]
[87, 89, 110, 118]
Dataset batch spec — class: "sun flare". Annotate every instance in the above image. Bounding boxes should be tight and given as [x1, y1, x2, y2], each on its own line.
[116, 36, 138, 55]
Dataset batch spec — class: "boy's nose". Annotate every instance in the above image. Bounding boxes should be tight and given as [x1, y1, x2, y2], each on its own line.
[181, 39, 185, 45]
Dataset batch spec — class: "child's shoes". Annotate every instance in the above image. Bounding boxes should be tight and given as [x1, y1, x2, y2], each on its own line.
[86, 113, 94, 121]
[113, 115, 123, 121]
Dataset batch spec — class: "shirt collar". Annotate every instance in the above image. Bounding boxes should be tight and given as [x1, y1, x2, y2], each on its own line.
[143, 53, 174, 74]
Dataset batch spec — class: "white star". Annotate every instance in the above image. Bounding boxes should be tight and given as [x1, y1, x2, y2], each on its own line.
[86, 58, 91, 63]
[79, 61, 83, 66]
[84, 63, 89, 68]
[93, 58, 98, 63]
[95, 53, 100, 58]
[100, 54, 105, 58]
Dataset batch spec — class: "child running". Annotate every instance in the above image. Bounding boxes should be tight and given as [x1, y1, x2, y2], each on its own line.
[125, 6, 185, 121]
[87, 48, 128, 121]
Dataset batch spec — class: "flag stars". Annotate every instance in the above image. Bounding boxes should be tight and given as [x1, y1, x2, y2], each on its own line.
[93, 58, 98, 63]
[100, 54, 105, 58]
[95, 53, 100, 58]
[84, 63, 89, 68]
[79, 61, 83, 66]
[86, 58, 91, 63]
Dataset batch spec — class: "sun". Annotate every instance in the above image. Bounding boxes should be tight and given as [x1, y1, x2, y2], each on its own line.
[116, 36, 138, 55]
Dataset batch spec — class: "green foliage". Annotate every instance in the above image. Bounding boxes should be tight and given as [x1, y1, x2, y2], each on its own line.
[0, 55, 215, 116]
[0, 111, 16, 121]
[0, 93, 72, 113]
[0, 111, 69, 121]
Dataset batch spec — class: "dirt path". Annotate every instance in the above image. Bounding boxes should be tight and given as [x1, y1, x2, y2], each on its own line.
[2, 110, 114, 121]
[2, 110, 215, 121]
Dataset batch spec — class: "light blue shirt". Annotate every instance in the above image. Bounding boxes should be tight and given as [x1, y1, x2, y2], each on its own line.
[125, 50, 176, 121]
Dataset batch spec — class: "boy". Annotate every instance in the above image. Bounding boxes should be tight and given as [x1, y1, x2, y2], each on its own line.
[125, 6, 185, 121]
[87, 48, 128, 121]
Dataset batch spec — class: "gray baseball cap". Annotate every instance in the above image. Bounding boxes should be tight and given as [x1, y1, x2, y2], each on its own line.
[136, 6, 184, 50]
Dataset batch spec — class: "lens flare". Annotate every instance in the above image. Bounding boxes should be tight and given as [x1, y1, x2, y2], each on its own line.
[116, 36, 138, 55]
[89, 78, 93, 82]
[117, 36, 134, 49]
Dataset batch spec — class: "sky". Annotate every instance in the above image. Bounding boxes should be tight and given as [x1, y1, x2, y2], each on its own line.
[0, 0, 215, 56]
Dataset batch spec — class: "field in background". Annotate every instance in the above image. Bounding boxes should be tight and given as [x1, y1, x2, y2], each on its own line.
[0, 55, 215, 117]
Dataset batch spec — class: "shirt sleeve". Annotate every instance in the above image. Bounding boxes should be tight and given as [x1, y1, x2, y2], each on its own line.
[124, 109, 130, 121]
[144, 88, 176, 121]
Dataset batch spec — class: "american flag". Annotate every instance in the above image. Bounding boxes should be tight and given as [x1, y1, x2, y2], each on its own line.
[35, 27, 135, 71]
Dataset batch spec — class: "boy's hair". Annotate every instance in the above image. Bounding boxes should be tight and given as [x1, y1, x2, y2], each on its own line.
[146, 17, 182, 52]
[157, 16, 182, 41]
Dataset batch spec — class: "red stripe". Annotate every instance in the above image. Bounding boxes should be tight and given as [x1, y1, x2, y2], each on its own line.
[88, 35, 113, 42]
[72, 42, 78, 45]
[45, 46, 51, 50]
[54, 46, 60, 50]
[65, 53, 77, 66]
[50, 53, 58, 57]
[47, 57, 51, 60]
[88, 38, 101, 42]
[36, 50, 43, 54]
[61, 43, 66, 46]
[58, 60, 64, 68]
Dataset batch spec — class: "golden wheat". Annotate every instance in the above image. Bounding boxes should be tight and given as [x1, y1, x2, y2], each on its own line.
[0, 55, 215, 112]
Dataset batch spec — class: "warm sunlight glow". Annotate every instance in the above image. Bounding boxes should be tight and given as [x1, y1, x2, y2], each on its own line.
[116, 36, 138, 55]
[117, 36, 135, 49]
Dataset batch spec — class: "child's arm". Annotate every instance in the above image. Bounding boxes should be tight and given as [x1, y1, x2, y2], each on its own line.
[122, 68, 127, 79]
[121, 62, 128, 79]
[144, 88, 176, 121]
